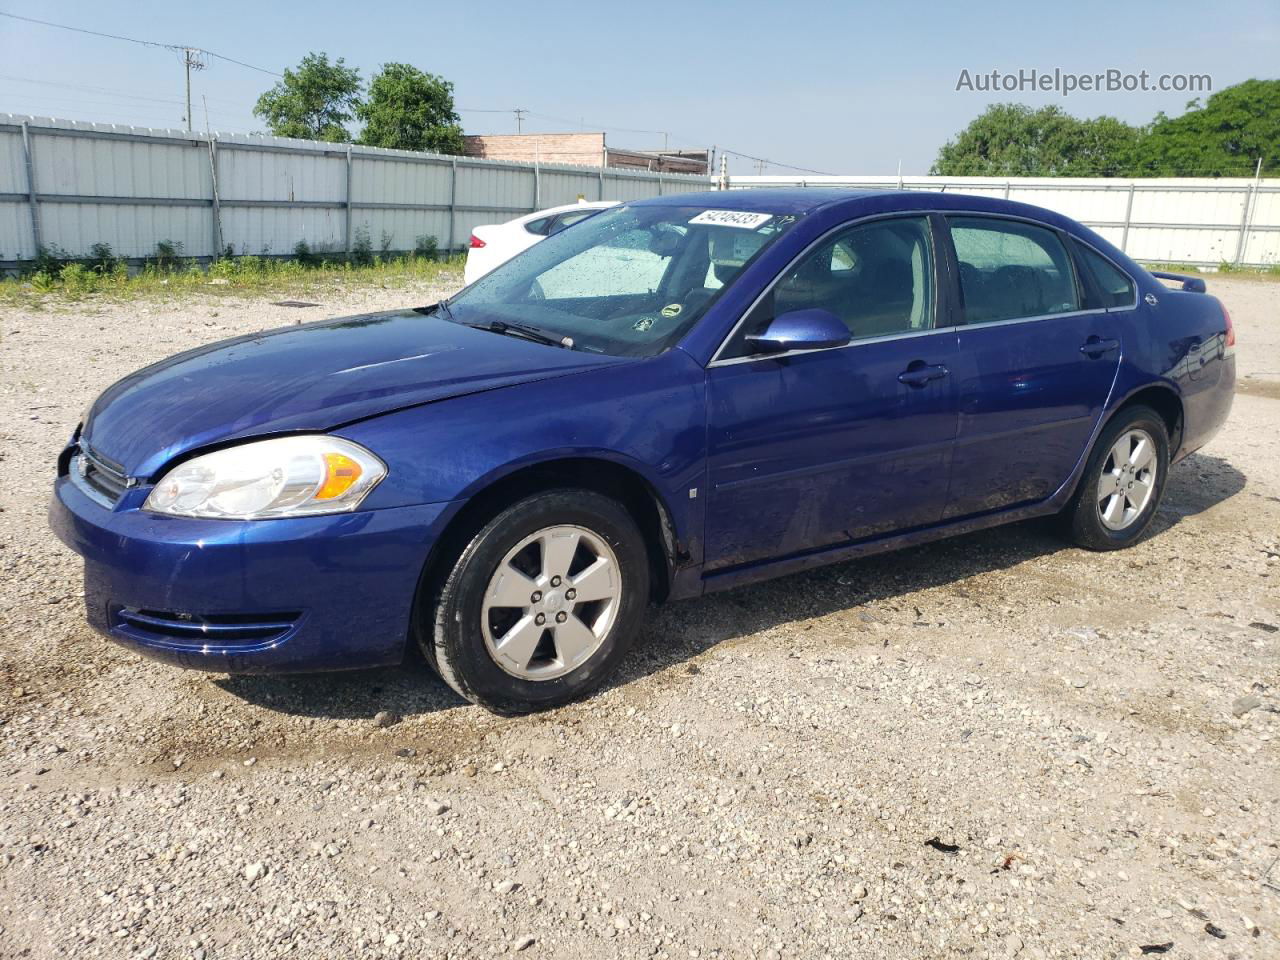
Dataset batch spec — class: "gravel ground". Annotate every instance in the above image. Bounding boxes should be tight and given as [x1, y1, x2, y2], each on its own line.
[1, 275, 1277, 960]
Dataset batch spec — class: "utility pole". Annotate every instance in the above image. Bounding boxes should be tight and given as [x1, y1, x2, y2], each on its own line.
[514, 108, 527, 134]
[182, 48, 206, 132]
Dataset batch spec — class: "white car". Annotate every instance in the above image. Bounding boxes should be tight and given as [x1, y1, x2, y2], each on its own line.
[463, 201, 618, 285]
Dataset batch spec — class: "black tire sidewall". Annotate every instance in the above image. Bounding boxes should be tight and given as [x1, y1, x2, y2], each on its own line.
[1070, 405, 1169, 550]
[432, 489, 649, 713]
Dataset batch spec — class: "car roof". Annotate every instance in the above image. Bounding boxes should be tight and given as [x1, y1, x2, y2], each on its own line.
[632, 188, 1087, 235]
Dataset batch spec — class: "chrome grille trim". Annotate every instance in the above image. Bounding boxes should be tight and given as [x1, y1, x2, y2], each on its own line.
[70, 442, 130, 507]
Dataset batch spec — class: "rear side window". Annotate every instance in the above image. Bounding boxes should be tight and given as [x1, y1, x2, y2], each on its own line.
[524, 216, 553, 236]
[725, 215, 934, 357]
[549, 209, 598, 235]
[1073, 241, 1135, 309]
[948, 217, 1079, 323]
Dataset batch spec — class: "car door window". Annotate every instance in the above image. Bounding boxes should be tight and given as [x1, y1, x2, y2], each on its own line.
[725, 216, 935, 358]
[1073, 240, 1136, 309]
[948, 217, 1079, 323]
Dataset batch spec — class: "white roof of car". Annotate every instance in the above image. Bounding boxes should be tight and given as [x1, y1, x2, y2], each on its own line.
[514, 200, 618, 223]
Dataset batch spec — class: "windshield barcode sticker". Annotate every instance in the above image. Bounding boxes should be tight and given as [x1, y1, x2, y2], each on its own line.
[689, 210, 773, 229]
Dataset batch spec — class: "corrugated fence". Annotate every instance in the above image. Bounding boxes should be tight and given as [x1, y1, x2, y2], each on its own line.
[0, 115, 709, 267]
[4, 115, 1276, 270]
[727, 175, 1279, 268]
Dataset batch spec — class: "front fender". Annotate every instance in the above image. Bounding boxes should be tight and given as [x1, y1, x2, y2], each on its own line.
[336, 347, 708, 556]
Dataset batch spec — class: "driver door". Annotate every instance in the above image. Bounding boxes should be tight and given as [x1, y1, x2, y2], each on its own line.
[703, 216, 959, 570]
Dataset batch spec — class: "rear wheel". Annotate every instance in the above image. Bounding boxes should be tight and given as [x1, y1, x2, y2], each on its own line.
[424, 489, 649, 713]
[1060, 404, 1169, 550]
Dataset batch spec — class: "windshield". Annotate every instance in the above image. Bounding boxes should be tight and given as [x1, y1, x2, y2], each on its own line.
[446, 204, 800, 357]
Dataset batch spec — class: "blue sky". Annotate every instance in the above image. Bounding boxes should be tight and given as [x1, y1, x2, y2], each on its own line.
[1, 0, 1275, 174]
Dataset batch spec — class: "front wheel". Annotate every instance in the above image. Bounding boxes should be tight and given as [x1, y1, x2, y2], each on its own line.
[1060, 404, 1169, 551]
[424, 489, 650, 713]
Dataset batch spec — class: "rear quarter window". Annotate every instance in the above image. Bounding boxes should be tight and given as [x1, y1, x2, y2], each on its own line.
[1073, 240, 1136, 309]
[524, 216, 553, 236]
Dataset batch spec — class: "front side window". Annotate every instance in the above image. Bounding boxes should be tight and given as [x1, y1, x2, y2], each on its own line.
[724, 216, 935, 358]
[448, 204, 800, 357]
[948, 217, 1079, 323]
[1073, 240, 1136, 309]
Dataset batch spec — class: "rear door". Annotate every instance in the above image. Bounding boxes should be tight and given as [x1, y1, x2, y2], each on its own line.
[704, 215, 959, 570]
[941, 216, 1122, 520]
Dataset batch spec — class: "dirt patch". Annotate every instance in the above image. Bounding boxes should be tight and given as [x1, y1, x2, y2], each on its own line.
[1236, 377, 1280, 400]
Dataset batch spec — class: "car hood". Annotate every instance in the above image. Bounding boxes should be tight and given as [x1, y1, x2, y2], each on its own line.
[82, 308, 626, 478]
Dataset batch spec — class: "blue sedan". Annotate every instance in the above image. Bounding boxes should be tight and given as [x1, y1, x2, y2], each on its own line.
[50, 190, 1235, 713]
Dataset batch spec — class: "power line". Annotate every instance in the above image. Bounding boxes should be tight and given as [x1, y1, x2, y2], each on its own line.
[0, 18, 829, 173]
[0, 10, 281, 76]
[0, 73, 248, 108]
[479, 108, 830, 175]
[720, 149, 834, 176]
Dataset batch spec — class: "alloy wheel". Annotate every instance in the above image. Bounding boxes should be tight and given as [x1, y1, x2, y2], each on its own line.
[1097, 428, 1158, 531]
[480, 524, 622, 680]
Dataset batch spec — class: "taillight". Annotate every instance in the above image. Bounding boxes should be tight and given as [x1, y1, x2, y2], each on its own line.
[1222, 303, 1235, 348]
[469, 234, 486, 249]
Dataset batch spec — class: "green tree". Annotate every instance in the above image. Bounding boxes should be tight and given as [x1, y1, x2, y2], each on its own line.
[1130, 79, 1280, 177]
[253, 52, 362, 142]
[932, 104, 1141, 177]
[357, 63, 465, 153]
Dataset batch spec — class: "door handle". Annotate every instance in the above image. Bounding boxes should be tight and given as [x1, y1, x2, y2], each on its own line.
[897, 362, 949, 387]
[1079, 337, 1120, 358]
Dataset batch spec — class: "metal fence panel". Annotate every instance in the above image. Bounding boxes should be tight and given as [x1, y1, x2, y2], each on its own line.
[0, 203, 29, 261]
[727, 174, 1279, 267]
[354, 156, 451, 206]
[0, 114, 709, 268]
[34, 134, 207, 200]
[539, 170, 596, 207]
[43, 201, 213, 259]
[0, 129, 27, 194]
[352, 208, 452, 254]
[221, 206, 346, 258]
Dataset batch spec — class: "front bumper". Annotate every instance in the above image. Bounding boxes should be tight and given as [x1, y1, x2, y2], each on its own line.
[49, 475, 454, 673]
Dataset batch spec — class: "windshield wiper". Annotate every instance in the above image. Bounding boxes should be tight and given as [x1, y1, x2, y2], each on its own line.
[472, 320, 574, 350]
[414, 298, 454, 319]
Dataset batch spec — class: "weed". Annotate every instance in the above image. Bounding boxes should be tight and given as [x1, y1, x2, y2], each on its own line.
[59, 263, 96, 297]
[152, 239, 184, 270]
[351, 226, 374, 267]
[33, 244, 73, 276]
[87, 242, 118, 274]
[1, 252, 463, 307]
[294, 240, 319, 267]
[414, 234, 438, 260]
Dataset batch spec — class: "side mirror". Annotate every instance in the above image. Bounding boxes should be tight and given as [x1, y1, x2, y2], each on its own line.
[744, 309, 850, 354]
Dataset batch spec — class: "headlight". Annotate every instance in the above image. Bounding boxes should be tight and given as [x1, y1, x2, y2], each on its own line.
[144, 436, 386, 519]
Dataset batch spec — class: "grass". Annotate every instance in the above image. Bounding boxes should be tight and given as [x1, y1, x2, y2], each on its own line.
[0, 254, 464, 309]
[1140, 261, 1280, 280]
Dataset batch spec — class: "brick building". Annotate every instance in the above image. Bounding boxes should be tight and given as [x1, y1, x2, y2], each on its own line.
[463, 132, 710, 176]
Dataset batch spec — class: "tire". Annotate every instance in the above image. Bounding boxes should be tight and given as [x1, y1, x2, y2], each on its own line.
[423, 489, 650, 714]
[1060, 404, 1169, 551]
